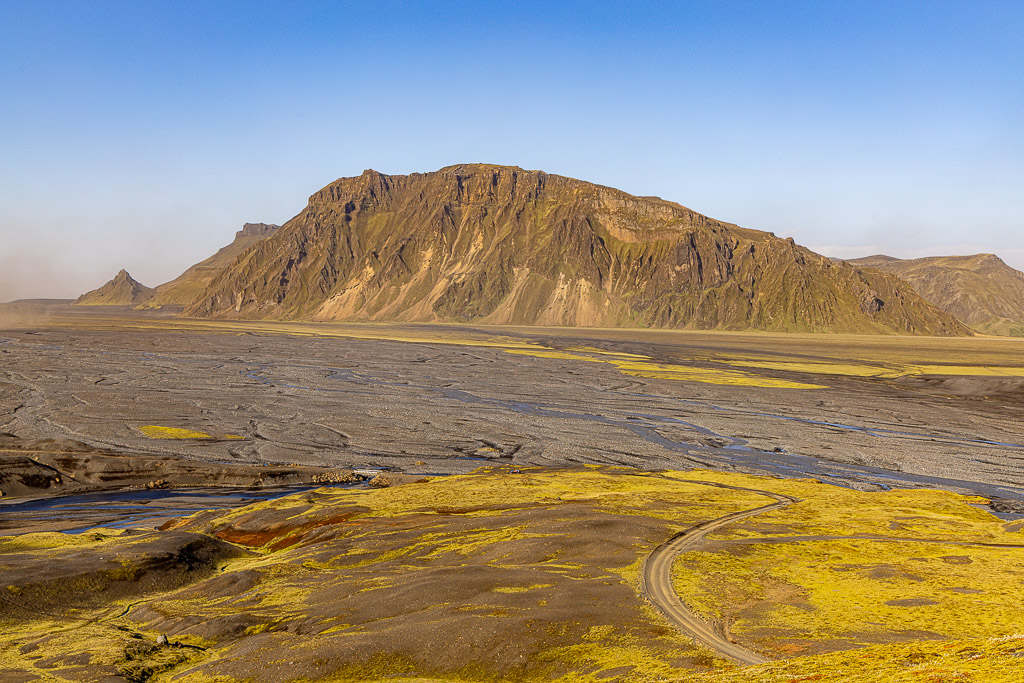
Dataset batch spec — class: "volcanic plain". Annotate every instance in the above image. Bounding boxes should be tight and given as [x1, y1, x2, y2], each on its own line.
[2, 304, 1024, 682]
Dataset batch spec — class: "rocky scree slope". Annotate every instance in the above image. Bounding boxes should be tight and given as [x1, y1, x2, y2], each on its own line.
[186, 165, 969, 335]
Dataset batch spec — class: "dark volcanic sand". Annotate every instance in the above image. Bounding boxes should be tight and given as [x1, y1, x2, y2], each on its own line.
[2, 306, 1024, 510]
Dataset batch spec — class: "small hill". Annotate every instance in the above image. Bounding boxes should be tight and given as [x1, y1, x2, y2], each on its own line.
[846, 254, 1024, 336]
[74, 269, 154, 306]
[186, 164, 969, 335]
[142, 223, 280, 308]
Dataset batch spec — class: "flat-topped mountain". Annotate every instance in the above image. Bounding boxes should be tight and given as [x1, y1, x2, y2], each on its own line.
[185, 164, 969, 335]
[845, 254, 1024, 336]
[143, 222, 280, 308]
[74, 269, 154, 306]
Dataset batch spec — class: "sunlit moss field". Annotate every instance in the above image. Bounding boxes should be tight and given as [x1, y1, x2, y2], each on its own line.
[673, 474, 1024, 658]
[1, 467, 1022, 682]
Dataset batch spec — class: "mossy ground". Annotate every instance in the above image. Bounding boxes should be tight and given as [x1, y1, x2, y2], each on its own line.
[3, 467, 754, 681]
[138, 425, 215, 440]
[727, 358, 1024, 379]
[1, 467, 1021, 682]
[505, 348, 826, 389]
[670, 471, 1024, 658]
[137, 425, 243, 440]
[690, 634, 1024, 683]
[0, 529, 121, 553]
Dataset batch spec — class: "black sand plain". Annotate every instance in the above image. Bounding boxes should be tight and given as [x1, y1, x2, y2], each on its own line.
[3, 304, 1023, 504]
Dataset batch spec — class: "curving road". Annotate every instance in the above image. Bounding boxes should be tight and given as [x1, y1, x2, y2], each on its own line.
[640, 479, 798, 666]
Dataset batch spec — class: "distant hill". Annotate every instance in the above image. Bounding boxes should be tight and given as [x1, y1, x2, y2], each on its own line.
[74, 269, 154, 306]
[143, 223, 280, 308]
[846, 254, 1024, 336]
[185, 164, 969, 335]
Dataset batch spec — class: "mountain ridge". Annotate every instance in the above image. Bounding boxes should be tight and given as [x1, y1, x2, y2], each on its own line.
[142, 223, 280, 308]
[845, 253, 1024, 336]
[183, 164, 969, 335]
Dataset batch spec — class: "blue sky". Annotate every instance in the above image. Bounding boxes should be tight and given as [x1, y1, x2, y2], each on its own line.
[2, 1, 1023, 300]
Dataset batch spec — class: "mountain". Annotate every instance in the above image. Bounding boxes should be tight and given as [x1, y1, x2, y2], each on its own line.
[845, 254, 1024, 336]
[142, 223, 280, 308]
[185, 164, 969, 335]
[74, 269, 154, 306]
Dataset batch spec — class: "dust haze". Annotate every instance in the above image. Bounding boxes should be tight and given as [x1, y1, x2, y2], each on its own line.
[0, 300, 58, 330]
[0, 245, 83, 304]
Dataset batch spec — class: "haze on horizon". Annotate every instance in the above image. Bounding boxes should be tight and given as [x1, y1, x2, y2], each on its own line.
[2, 0, 1023, 302]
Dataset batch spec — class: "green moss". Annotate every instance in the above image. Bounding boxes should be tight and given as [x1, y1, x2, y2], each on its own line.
[5, 467, 1023, 682]
[0, 530, 121, 554]
[538, 623, 720, 682]
[691, 634, 1024, 683]
[492, 583, 554, 593]
[323, 650, 418, 680]
[676, 537, 1024, 652]
[116, 639, 196, 682]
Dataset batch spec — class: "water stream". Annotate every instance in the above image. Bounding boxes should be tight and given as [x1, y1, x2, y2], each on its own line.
[0, 484, 349, 534]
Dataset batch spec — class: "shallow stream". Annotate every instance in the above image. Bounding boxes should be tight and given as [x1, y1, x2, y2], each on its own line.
[0, 484, 346, 534]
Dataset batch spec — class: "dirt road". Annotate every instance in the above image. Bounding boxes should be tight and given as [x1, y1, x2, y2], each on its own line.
[640, 480, 797, 665]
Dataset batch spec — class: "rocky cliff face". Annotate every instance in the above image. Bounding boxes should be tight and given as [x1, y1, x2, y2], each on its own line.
[144, 223, 280, 308]
[185, 164, 969, 335]
[846, 254, 1024, 336]
[75, 269, 154, 306]
[235, 222, 280, 240]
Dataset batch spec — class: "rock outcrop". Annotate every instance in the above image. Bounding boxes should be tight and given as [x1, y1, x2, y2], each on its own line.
[185, 164, 970, 335]
[846, 254, 1024, 336]
[74, 269, 154, 306]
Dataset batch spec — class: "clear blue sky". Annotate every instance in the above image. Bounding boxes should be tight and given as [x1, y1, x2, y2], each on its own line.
[2, 1, 1023, 300]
